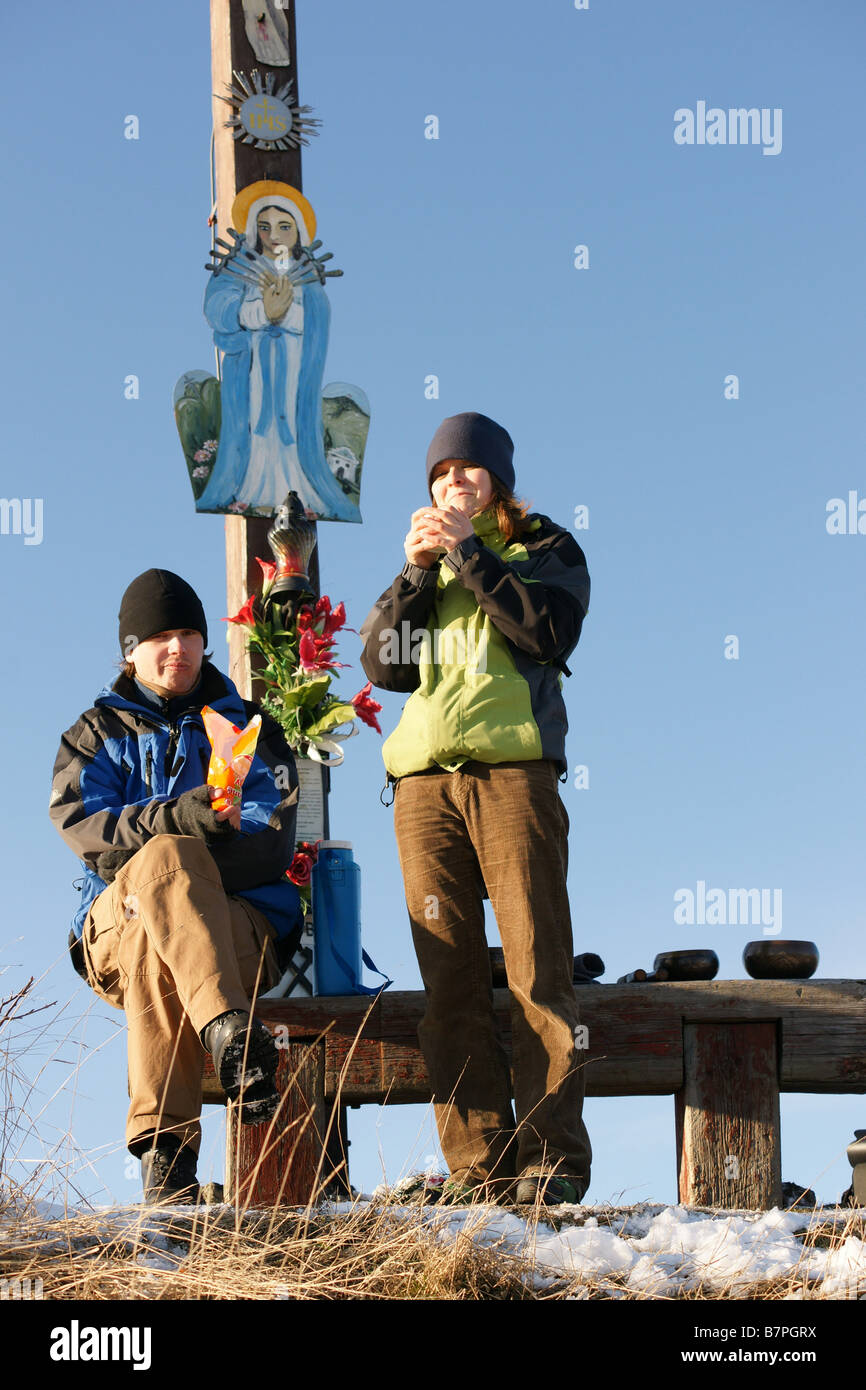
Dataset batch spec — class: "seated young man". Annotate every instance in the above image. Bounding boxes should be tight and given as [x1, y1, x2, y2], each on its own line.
[50, 568, 301, 1203]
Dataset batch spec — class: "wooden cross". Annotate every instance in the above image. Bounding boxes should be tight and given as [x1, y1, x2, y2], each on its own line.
[207, 12, 341, 1198]
[209, 0, 317, 699]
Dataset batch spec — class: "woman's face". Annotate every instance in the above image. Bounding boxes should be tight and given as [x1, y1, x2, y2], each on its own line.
[430, 459, 494, 516]
[256, 208, 299, 257]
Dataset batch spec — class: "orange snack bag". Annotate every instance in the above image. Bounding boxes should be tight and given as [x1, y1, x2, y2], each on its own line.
[201, 706, 261, 811]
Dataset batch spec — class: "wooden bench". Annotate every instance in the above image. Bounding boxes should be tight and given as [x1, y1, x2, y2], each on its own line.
[202, 979, 866, 1209]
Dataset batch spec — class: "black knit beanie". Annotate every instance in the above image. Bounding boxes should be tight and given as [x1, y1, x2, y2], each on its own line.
[118, 569, 208, 653]
[425, 412, 515, 495]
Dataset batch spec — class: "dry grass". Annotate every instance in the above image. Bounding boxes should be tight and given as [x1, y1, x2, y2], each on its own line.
[0, 1193, 864, 1302]
[2, 972, 864, 1302]
[0, 975, 543, 1300]
[0, 974, 70, 1212]
[0, 1199, 548, 1301]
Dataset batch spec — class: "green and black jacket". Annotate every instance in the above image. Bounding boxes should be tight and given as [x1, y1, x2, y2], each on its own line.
[359, 509, 589, 779]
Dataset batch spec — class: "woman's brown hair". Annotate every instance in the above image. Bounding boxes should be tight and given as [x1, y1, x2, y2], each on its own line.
[488, 480, 534, 543]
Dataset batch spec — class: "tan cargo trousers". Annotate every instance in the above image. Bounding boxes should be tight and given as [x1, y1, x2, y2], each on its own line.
[393, 760, 592, 1194]
[81, 834, 280, 1154]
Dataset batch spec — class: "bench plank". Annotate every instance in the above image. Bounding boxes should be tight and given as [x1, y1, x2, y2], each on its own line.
[204, 981, 865, 1205]
[203, 980, 866, 1105]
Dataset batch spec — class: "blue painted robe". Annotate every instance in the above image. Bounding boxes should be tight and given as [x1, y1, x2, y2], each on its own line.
[197, 259, 357, 521]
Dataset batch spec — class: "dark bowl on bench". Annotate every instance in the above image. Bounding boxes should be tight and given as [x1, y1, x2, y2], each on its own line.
[743, 940, 819, 980]
[652, 949, 719, 982]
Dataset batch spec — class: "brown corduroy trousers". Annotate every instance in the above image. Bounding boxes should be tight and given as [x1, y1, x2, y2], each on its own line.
[81, 835, 279, 1155]
[393, 760, 592, 1194]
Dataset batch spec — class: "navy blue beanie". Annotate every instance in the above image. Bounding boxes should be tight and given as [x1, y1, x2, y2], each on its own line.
[426, 412, 515, 495]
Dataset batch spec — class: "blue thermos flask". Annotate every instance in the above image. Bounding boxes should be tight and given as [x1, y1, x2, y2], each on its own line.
[312, 841, 362, 995]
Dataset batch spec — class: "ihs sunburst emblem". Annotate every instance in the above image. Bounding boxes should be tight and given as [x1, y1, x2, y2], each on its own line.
[218, 70, 321, 149]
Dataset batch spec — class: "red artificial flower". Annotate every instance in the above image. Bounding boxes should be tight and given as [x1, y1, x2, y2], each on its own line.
[299, 629, 345, 672]
[295, 595, 351, 639]
[322, 600, 347, 639]
[298, 840, 320, 862]
[256, 557, 277, 587]
[286, 851, 315, 887]
[298, 629, 321, 670]
[224, 595, 257, 627]
[352, 681, 383, 734]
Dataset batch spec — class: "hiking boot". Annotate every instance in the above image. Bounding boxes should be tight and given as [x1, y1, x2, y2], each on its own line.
[439, 1176, 511, 1206]
[439, 1178, 482, 1206]
[514, 1173, 586, 1206]
[201, 1009, 280, 1124]
[140, 1137, 199, 1205]
[388, 1173, 447, 1205]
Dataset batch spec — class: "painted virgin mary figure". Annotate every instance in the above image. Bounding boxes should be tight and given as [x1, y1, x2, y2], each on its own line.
[197, 180, 358, 521]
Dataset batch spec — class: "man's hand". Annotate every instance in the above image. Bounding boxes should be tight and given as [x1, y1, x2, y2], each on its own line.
[209, 786, 242, 831]
[95, 847, 136, 884]
[168, 785, 239, 842]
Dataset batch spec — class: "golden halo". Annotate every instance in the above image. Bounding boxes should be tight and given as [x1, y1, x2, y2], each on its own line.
[230, 180, 317, 243]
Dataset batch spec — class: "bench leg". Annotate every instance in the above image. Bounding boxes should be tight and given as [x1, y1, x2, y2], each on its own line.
[675, 1021, 782, 1210]
[225, 1038, 327, 1207]
[324, 1103, 352, 1197]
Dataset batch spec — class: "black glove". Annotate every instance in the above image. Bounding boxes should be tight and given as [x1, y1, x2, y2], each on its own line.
[95, 847, 137, 884]
[165, 786, 239, 844]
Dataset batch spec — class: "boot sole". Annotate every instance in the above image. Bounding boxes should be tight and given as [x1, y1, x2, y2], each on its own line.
[216, 1021, 280, 1124]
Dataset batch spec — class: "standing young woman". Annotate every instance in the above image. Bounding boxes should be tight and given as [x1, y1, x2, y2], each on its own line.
[360, 412, 592, 1204]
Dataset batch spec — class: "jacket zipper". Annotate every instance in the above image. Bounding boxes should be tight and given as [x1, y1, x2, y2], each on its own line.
[144, 747, 154, 794]
[164, 723, 181, 778]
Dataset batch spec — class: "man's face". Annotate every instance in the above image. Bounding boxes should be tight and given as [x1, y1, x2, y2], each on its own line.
[430, 458, 494, 516]
[130, 629, 204, 697]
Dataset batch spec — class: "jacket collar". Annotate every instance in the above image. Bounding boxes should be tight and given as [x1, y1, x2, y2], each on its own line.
[472, 507, 501, 540]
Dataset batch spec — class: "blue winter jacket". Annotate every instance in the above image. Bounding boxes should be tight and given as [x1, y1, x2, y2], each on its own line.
[50, 661, 302, 945]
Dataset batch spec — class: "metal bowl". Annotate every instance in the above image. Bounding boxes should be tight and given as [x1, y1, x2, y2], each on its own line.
[652, 949, 719, 982]
[742, 940, 819, 980]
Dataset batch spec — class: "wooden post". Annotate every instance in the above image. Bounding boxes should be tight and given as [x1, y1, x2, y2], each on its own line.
[226, 1037, 329, 1206]
[209, 0, 341, 1198]
[676, 1021, 782, 1210]
[209, 0, 310, 695]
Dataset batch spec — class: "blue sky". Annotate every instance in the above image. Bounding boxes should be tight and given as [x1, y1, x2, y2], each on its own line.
[1, 0, 864, 1207]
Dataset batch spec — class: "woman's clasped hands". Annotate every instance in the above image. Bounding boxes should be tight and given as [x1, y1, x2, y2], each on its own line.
[404, 505, 475, 569]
